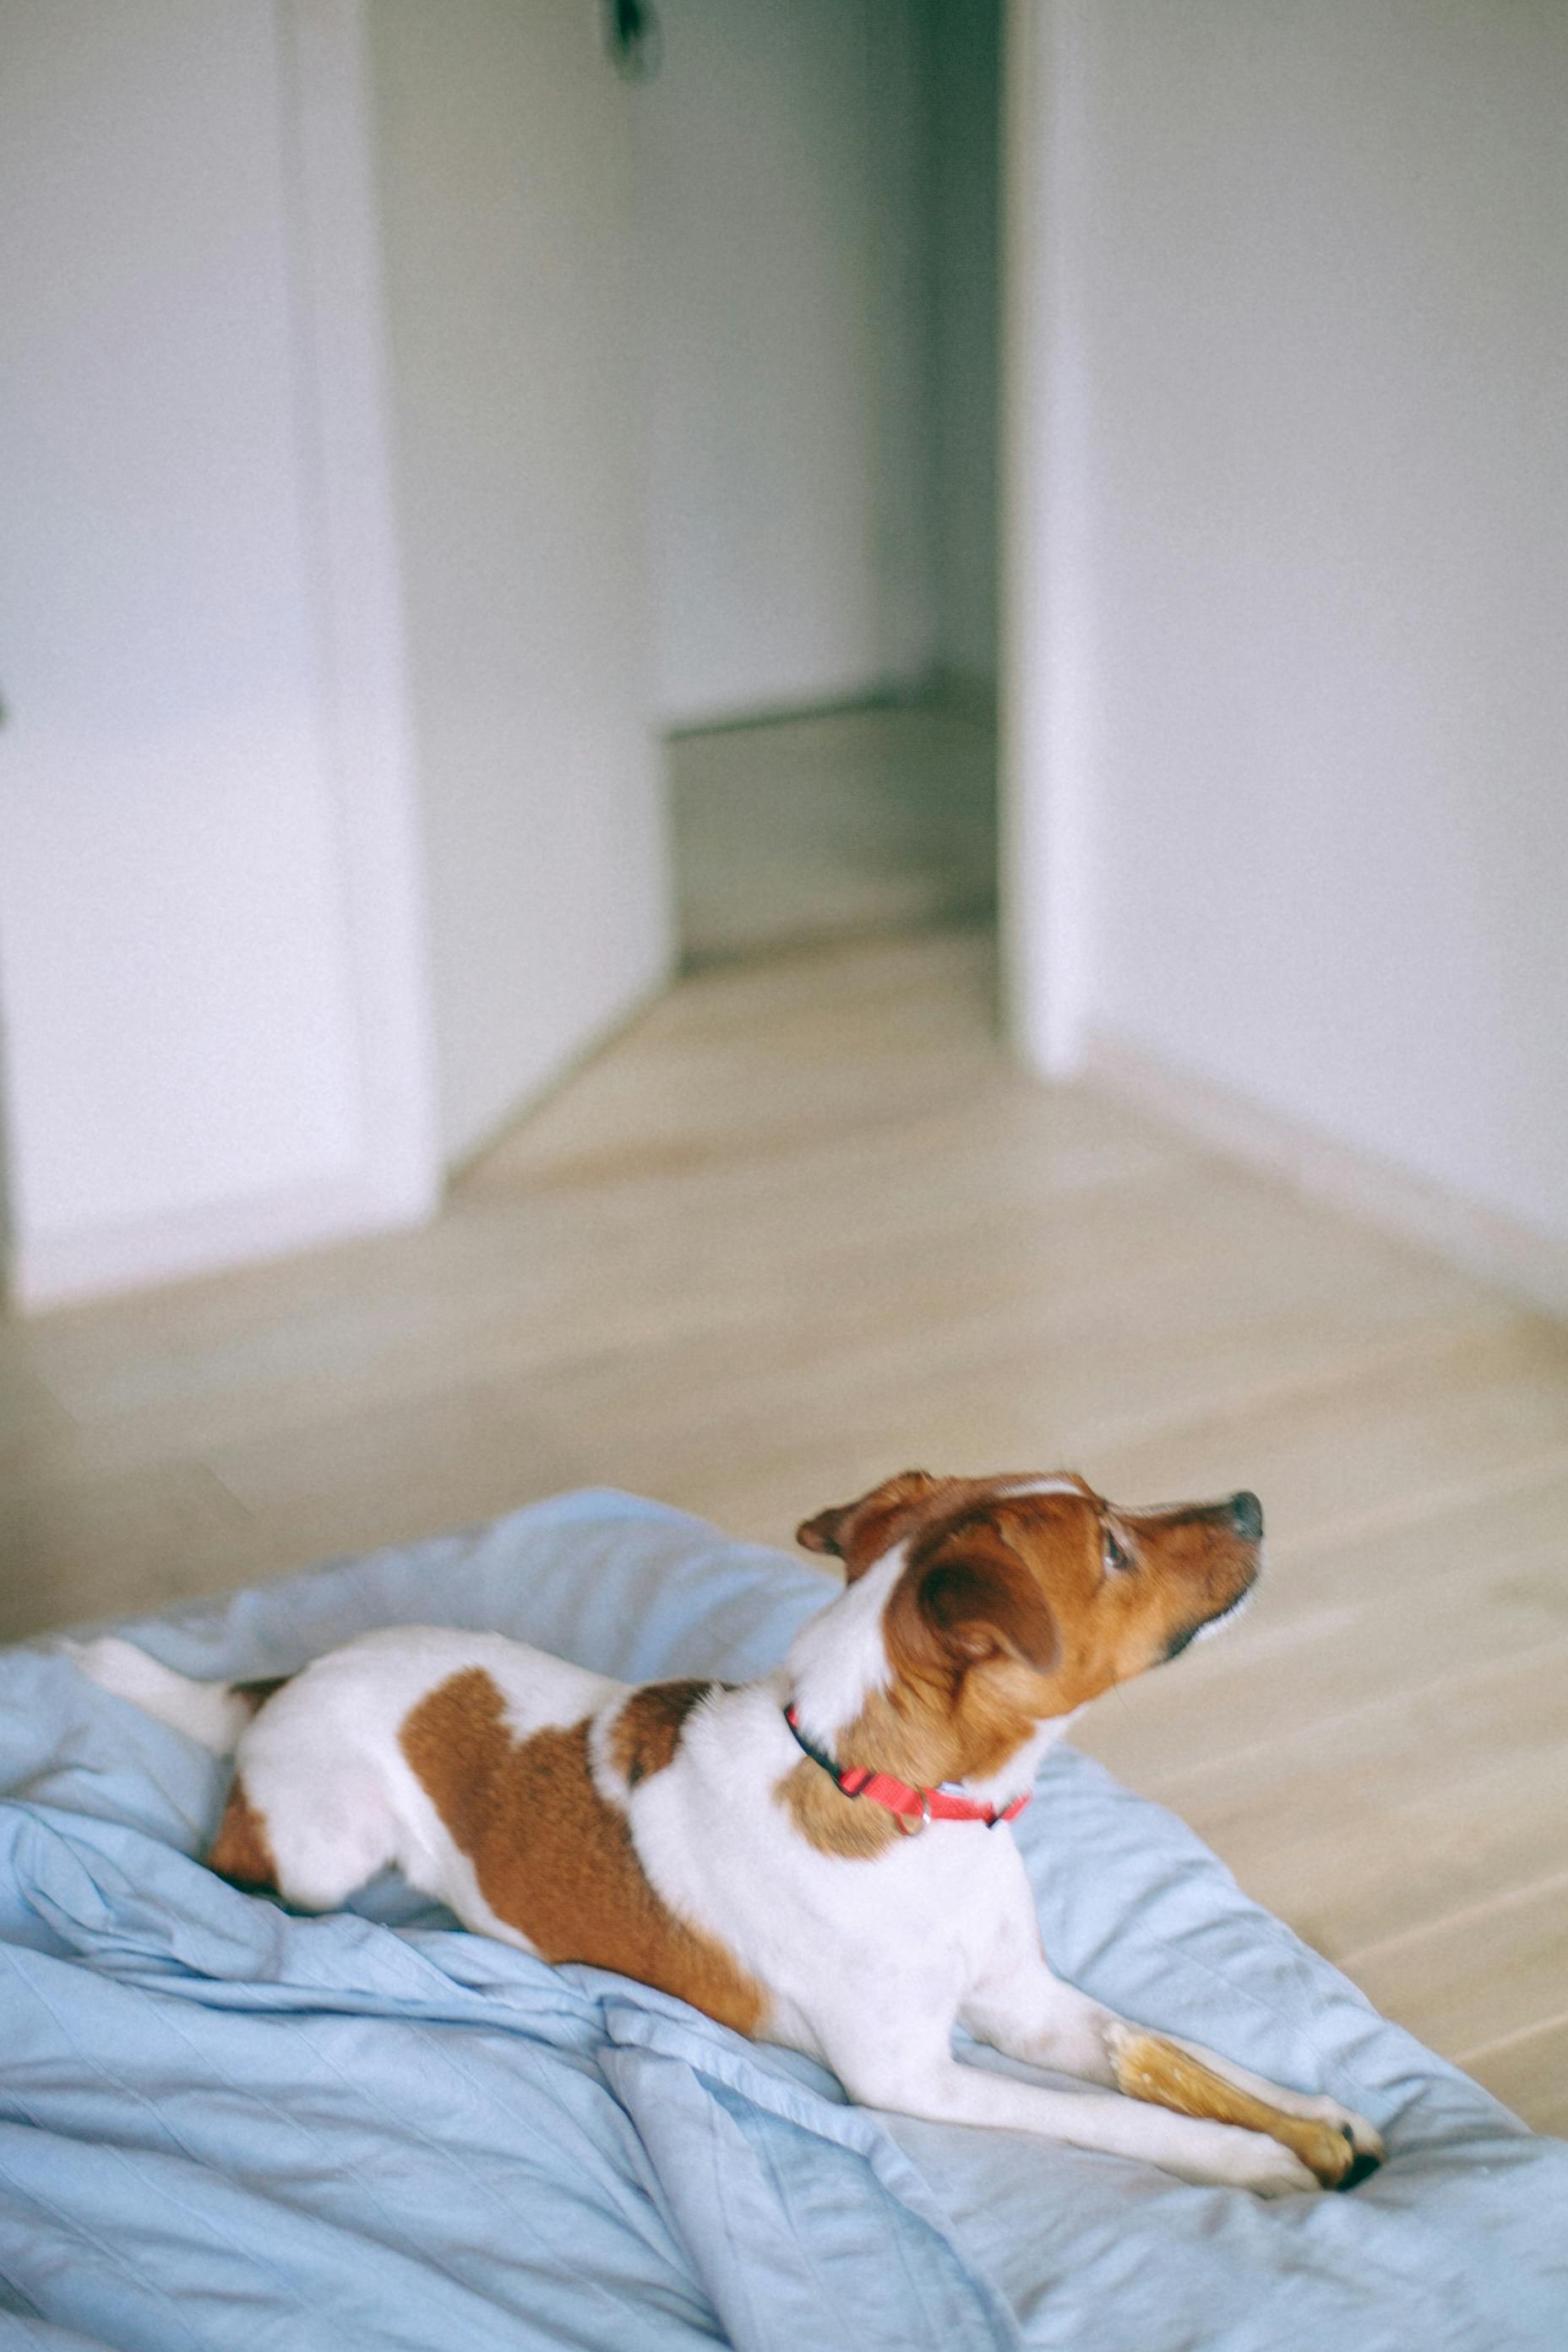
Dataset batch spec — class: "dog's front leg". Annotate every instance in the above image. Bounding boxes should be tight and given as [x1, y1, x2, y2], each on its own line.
[815, 2011, 1320, 2197]
[1098, 2020, 1385, 2182]
[961, 1933, 1383, 2186]
[961, 1957, 1121, 2082]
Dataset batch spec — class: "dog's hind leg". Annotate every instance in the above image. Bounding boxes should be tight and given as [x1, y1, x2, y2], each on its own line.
[209, 1762, 398, 1912]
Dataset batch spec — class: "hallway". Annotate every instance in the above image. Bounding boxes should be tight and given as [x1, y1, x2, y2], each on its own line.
[669, 695, 995, 964]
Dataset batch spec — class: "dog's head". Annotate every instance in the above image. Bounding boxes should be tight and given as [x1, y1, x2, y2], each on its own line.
[798, 1468, 1260, 1719]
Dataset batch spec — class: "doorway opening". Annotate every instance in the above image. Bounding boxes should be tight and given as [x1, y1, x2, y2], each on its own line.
[637, 0, 1004, 976]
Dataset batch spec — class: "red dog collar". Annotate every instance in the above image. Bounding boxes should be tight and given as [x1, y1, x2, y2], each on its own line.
[783, 1704, 1031, 1834]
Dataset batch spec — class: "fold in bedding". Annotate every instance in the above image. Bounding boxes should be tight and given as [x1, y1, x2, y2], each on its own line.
[1, 1490, 1564, 2351]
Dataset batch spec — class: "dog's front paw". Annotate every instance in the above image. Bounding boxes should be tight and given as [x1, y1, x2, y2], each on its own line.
[1136, 2111, 1324, 2197]
[1304, 2096, 1385, 2185]
[1213, 2129, 1323, 2200]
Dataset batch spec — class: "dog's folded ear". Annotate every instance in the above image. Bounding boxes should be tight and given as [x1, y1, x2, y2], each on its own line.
[796, 1470, 940, 1577]
[796, 1503, 852, 1555]
[905, 1527, 1057, 1680]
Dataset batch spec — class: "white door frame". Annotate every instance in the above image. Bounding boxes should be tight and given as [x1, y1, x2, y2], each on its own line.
[999, 0, 1092, 1081]
[276, 0, 441, 1229]
[1, 0, 442, 1309]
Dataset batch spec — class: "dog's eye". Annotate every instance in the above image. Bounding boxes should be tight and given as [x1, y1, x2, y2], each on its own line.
[1103, 1527, 1131, 1574]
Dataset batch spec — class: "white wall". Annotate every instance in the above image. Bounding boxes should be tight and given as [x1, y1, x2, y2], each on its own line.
[637, 0, 939, 727]
[367, 0, 672, 1162]
[0, 0, 438, 1305]
[1009, 0, 1568, 1282]
[0, 0, 674, 1298]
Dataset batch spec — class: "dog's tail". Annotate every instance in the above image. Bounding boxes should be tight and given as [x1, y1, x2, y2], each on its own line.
[68, 1635, 287, 1757]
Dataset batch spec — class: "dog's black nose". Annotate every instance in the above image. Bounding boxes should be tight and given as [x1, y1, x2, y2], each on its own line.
[1228, 1490, 1264, 1542]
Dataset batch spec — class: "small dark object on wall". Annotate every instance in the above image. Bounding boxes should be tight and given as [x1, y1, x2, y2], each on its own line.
[603, 0, 662, 84]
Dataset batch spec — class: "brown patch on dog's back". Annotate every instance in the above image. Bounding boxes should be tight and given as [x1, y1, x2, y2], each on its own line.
[608, 1679, 720, 1788]
[400, 1669, 765, 2036]
[208, 1778, 279, 1892]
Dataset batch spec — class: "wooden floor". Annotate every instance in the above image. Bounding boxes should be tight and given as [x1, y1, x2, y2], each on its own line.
[3, 926, 1565, 2134]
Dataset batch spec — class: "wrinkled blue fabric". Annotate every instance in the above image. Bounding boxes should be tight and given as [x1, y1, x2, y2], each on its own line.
[1, 1489, 1563, 2350]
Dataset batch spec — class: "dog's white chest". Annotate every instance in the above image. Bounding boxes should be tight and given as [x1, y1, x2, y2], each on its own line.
[627, 1689, 1031, 2057]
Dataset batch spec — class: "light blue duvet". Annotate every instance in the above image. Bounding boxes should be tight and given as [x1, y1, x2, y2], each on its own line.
[1, 1489, 1564, 2350]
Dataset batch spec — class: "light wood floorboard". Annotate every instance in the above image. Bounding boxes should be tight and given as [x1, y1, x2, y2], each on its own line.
[3, 926, 1564, 2132]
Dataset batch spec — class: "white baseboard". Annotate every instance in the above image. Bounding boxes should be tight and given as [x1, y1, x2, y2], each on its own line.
[11, 1162, 438, 1314]
[1083, 1029, 1568, 1323]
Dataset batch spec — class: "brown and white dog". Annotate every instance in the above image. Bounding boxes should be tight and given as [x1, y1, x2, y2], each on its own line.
[74, 1470, 1383, 2196]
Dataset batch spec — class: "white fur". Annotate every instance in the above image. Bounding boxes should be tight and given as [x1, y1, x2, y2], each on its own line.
[74, 1574, 1379, 2198]
[68, 1636, 255, 1756]
[783, 1542, 906, 1745]
[1189, 1581, 1255, 1646]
